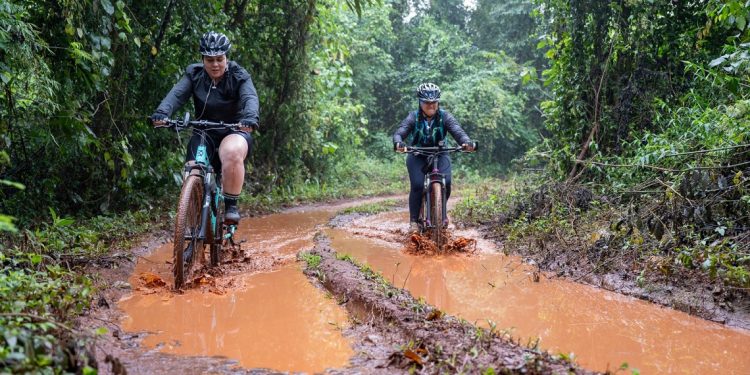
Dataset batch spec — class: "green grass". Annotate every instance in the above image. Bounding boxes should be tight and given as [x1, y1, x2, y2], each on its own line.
[299, 252, 322, 269]
[452, 175, 519, 226]
[339, 199, 402, 215]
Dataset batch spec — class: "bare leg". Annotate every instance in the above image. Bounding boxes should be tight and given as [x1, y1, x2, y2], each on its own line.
[219, 134, 248, 195]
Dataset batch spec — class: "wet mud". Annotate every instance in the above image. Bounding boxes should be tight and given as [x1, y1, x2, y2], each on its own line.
[79, 232, 255, 375]
[79, 195, 750, 374]
[79, 196, 406, 374]
[305, 239, 594, 374]
[405, 232, 477, 255]
[536, 240, 750, 329]
[478, 184, 750, 330]
[114, 208, 358, 374]
[326, 210, 750, 374]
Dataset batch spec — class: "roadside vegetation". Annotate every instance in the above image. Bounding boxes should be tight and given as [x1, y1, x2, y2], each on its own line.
[2, 0, 749, 372]
[455, 0, 750, 318]
[0, 208, 164, 372]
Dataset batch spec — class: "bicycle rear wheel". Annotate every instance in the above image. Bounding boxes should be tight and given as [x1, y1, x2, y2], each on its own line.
[173, 175, 204, 289]
[430, 181, 444, 251]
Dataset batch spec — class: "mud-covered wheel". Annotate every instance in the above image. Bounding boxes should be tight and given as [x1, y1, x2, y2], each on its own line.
[210, 206, 223, 267]
[430, 181, 443, 251]
[173, 175, 204, 289]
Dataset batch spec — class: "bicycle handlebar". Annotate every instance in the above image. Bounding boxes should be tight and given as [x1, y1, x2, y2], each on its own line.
[401, 144, 477, 155]
[150, 113, 242, 131]
[406, 146, 464, 152]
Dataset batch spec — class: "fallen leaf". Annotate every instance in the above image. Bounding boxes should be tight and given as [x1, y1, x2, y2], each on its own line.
[404, 349, 423, 365]
[139, 272, 166, 288]
[425, 309, 444, 321]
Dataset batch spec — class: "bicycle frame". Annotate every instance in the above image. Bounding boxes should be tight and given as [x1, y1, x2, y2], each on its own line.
[405, 142, 465, 231]
[190, 143, 218, 244]
[158, 115, 241, 254]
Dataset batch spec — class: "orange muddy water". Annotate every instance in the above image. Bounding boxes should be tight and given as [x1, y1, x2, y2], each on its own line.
[119, 201, 750, 374]
[325, 210, 750, 375]
[118, 208, 353, 373]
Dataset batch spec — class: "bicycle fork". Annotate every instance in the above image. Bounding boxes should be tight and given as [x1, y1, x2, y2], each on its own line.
[197, 171, 214, 242]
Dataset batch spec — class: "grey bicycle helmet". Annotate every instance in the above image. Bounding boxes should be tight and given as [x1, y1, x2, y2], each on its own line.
[416, 83, 441, 102]
[199, 31, 231, 56]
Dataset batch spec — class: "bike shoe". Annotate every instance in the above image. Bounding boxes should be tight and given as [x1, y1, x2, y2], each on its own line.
[225, 205, 240, 224]
[409, 222, 420, 233]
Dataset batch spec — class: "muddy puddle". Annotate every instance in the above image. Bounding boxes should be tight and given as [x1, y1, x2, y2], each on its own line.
[326, 211, 750, 374]
[117, 198, 750, 374]
[118, 208, 353, 373]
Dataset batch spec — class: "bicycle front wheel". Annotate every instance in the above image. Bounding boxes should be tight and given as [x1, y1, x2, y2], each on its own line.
[173, 175, 204, 289]
[430, 181, 444, 251]
[210, 201, 223, 267]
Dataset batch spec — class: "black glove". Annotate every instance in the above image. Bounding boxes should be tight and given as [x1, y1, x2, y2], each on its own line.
[240, 120, 258, 131]
[150, 113, 167, 124]
[463, 141, 478, 152]
[393, 142, 405, 152]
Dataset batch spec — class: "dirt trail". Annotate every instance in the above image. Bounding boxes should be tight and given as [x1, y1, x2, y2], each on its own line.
[81, 197, 401, 374]
[79, 195, 750, 374]
[326, 210, 750, 374]
[305, 239, 593, 374]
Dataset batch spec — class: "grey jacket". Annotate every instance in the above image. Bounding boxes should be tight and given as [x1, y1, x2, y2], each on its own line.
[393, 109, 470, 147]
[155, 61, 259, 126]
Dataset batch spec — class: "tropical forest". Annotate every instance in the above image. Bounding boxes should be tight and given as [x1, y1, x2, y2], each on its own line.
[1, 0, 750, 373]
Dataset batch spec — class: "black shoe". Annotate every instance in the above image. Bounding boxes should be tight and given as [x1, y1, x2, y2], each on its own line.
[225, 205, 240, 224]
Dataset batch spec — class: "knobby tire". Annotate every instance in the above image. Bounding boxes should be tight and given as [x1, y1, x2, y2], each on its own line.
[430, 182, 443, 251]
[210, 201, 223, 267]
[173, 175, 204, 289]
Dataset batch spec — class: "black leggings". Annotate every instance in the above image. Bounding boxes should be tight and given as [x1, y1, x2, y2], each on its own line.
[185, 129, 253, 172]
[406, 153, 452, 222]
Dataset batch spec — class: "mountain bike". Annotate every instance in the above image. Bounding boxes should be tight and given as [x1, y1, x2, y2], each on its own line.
[155, 113, 240, 289]
[404, 141, 477, 251]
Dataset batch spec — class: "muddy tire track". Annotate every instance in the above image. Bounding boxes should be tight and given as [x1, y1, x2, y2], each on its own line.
[304, 237, 597, 374]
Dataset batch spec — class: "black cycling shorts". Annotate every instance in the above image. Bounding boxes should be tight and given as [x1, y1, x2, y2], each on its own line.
[184, 129, 253, 172]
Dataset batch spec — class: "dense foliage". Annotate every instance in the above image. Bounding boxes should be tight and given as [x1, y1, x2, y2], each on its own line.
[344, 0, 541, 169]
[453, 0, 750, 289]
[0, 248, 95, 373]
[527, 0, 750, 285]
[0, 0, 372, 224]
[7, 0, 750, 371]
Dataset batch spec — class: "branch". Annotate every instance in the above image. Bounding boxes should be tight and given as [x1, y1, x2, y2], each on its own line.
[0, 313, 74, 333]
[660, 143, 750, 158]
[582, 159, 750, 173]
[152, 0, 176, 59]
[567, 36, 617, 181]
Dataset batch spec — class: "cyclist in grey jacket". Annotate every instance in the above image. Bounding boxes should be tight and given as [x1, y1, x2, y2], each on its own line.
[393, 83, 476, 232]
[151, 31, 258, 224]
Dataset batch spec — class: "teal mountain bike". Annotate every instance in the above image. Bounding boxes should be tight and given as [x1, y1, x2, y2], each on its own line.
[156, 113, 239, 289]
[405, 141, 477, 250]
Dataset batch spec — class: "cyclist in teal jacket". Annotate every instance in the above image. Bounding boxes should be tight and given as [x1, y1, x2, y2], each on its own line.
[393, 83, 476, 232]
